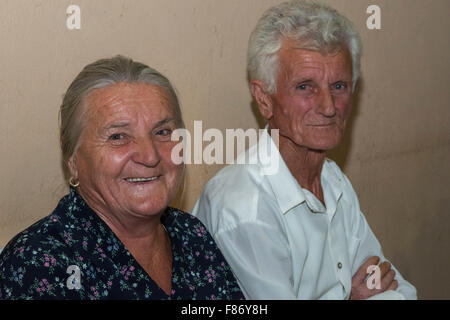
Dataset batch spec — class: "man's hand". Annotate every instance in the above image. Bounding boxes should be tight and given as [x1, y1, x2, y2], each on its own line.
[349, 256, 398, 300]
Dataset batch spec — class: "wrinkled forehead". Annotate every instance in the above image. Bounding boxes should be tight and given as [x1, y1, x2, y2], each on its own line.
[80, 82, 176, 125]
[280, 37, 351, 60]
[277, 38, 352, 76]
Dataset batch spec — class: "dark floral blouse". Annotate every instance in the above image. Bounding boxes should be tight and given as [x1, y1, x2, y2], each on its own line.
[0, 189, 244, 300]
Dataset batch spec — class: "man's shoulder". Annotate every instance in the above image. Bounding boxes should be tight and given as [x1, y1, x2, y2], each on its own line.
[200, 162, 273, 215]
[324, 158, 345, 178]
[323, 159, 354, 188]
[193, 161, 281, 233]
[205, 162, 267, 197]
[323, 158, 360, 206]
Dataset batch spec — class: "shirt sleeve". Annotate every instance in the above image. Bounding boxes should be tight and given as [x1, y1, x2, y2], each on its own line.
[343, 175, 418, 300]
[351, 210, 417, 299]
[366, 290, 406, 300]
[214, 220, 297, 299]
[193, 182, 298, 300]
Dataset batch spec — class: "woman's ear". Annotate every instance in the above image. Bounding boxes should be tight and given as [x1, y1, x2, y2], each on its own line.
[250, 80, 274, 121]
[67, 154, 78, 179]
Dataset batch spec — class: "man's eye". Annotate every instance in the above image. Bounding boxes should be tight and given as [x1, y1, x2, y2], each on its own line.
[156, 129, 171, 136]
[297, 84, 309, 90]
[333, 83, 347, 90]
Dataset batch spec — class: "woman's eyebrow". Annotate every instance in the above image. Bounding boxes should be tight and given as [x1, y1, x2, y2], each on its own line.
[99, 118, 176, 135]
[153, 117, 175, 129]
[102, 122, 130, 132]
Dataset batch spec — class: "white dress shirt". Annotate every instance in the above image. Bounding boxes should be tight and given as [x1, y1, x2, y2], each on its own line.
[192, 128, 417, 300]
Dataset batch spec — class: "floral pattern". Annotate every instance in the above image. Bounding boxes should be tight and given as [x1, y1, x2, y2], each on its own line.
[0, 189, 244, 300]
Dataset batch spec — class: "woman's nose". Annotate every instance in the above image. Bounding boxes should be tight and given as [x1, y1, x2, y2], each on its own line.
[132, 138, 161, 167]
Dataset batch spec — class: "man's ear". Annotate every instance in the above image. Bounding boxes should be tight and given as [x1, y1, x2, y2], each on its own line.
[250, 80, 274, 121]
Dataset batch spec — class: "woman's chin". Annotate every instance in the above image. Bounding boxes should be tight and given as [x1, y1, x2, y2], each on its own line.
[125, 195, 168, 217]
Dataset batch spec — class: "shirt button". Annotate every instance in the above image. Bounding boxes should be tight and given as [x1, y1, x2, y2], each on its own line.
[337, 262, 343, 269]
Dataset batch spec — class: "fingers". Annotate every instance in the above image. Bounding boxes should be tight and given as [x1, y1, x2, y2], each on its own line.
[379, 261, 392, 278]
[369, 261, 398, 295]
[380, 268, 396, 289]
[387, 280, 399, 291]
[351, 257, 400, 299]
[353, 256, 380, 284]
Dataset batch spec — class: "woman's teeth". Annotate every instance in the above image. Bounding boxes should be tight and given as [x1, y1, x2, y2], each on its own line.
[125, 177, 158, 182]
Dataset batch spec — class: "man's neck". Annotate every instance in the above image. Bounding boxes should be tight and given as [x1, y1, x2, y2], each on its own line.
[278, 135, 326, 204]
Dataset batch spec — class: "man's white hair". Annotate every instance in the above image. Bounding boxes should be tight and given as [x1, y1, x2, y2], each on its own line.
[247, 0, 362, 93]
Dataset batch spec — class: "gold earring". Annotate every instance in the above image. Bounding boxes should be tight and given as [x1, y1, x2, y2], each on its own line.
[69, 177, 80, 188]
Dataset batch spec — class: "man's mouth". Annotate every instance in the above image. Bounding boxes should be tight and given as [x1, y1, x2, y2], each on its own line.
[309, 123, 336, 127]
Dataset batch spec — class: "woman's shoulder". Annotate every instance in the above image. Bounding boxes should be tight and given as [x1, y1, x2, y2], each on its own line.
[1, 193, 76, 257]
[0, 195, 82, 299]
[164, 207, 216, 246]
[1, 213, 67, 261]
[165, 207, 204, 226]
[164, 207, 245, 300]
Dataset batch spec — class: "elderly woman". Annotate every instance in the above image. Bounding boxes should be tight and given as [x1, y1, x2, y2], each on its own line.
[0, 56, 244, 300]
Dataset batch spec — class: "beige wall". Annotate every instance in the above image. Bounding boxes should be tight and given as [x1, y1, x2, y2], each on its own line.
[0, 0, 449, 299]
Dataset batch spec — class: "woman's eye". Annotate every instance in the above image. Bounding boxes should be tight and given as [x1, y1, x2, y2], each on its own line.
[109, 133, 124, 140]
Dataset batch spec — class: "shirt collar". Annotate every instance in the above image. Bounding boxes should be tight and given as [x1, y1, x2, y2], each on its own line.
[258, 127, 307, 214]
[321, 159, 344, 218]
[63, 188, 124, 254]
[66, 187, 177, 241]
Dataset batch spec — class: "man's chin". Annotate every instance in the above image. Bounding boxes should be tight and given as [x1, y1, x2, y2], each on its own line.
[304, 139, 343, 153]
[306, 132, 344, 152]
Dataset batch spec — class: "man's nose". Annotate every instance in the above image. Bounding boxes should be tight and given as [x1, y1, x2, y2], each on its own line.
[132, 137, 161, 167]
[317, 88, 336, 117]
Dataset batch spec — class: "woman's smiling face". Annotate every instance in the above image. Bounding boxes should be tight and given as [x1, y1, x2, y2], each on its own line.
[69, 82, 183, 220]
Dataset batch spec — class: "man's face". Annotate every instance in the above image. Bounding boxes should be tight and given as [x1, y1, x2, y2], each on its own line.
[267, 39, 353, 151]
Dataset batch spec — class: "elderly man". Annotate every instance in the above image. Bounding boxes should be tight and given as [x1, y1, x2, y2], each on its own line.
[193, 0, 417, 299]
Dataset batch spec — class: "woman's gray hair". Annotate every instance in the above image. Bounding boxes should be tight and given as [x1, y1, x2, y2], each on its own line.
[247, 0, 362, 93]
[59, 55, 183, 180]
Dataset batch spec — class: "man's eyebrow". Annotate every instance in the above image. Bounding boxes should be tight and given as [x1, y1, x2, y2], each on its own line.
[296, 78, 315, 83]
[290, 77, 315, 86]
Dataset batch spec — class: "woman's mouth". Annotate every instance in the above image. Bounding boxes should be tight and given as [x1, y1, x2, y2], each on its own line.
[124, 176, 159, 183]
